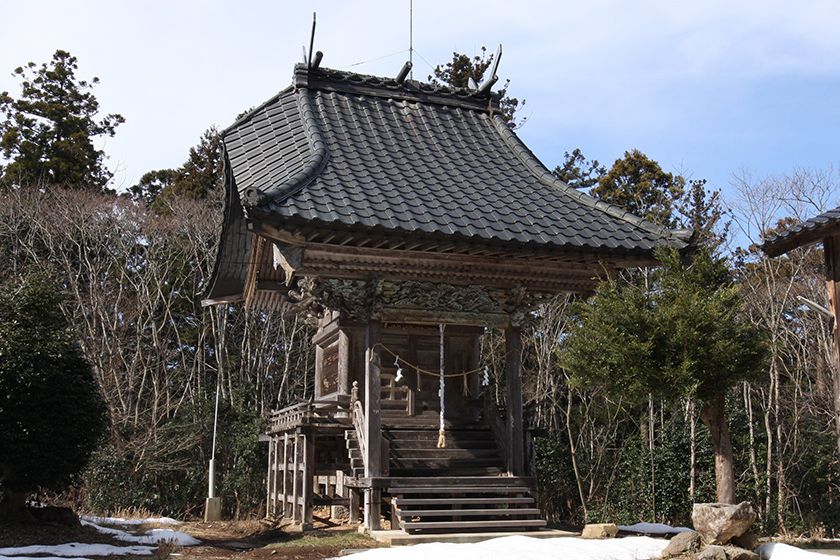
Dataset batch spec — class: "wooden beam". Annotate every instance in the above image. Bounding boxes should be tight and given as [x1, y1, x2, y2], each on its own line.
[505, 326, 525, 476]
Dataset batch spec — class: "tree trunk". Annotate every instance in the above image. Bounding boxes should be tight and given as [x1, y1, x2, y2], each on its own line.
[700, 394, 737, 504]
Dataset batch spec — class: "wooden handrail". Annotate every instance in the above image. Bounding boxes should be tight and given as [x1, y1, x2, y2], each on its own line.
[350, 381, 367, 471]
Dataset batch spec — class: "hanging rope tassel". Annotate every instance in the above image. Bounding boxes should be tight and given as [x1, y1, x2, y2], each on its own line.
[437, 323, 447, 449]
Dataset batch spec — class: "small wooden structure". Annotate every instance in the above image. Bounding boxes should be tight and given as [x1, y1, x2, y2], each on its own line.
[203, 59, 690, 533]
[762, 207, 840, 458]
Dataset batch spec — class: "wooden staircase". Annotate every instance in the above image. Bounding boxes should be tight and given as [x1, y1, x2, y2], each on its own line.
[388, 476, 546, 533]
[385, 427, 503, 476]
[345, 426, 545, 534]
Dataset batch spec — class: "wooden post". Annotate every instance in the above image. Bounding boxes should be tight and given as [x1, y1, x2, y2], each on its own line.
[364, 320, 382, 530]
[292, 433, 300, 522]
[266, 436, 273, 517]
[824, 235, 840, 459]
[302, 432, 314, 527]
[271, 437, 279, 516]
[349, 488, 361, 524]
[505, 325, 525, 476]
[282, 432, 289, 517]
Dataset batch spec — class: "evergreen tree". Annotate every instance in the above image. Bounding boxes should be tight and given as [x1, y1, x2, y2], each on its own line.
[130, 127, 224, 210]
[0, 50, 124, 190]
[593, 149, 685, 227]
[0, 274, 106, 518]
[564, 248, 768, 503]
[554, 148, 607, 190]
[430, 47, 525, 128]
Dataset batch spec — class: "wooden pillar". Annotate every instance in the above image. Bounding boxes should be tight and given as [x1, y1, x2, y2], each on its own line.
[505, 325, 525, 476]
[266, 436, 274, 516]
[349, 488, 361, 524]
[824, 235, 840, 459]
[292, 433, 300, 522]
[364, 320, 382, 530]
[302, 432, 314, 528]
[281, 433, 289, 517]
[270, 437, 279, 517]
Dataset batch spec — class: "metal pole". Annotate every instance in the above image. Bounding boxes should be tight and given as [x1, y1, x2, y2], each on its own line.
[209, 372, 221, 497]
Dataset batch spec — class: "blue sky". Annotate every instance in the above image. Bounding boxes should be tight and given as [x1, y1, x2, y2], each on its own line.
[2, 0, 839, 232]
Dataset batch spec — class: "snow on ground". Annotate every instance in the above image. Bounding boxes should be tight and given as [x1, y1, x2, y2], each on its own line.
[0, 517, 200, 560]
[0, 542, 155, 558]
[80, 518, 200, 546]
[344, 535, 669, 560]
[79, 515, 180, 526]
[618, 522, 693, 534]
[759, 543, 838, 559]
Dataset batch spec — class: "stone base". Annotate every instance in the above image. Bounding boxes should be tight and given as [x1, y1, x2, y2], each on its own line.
[204, 497, 222, 522]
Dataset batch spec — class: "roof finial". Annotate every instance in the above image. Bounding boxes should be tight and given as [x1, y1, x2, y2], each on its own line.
[476, 44, 502, 95]
[307, 12, 317, 69]
[396, 61, 413, 84]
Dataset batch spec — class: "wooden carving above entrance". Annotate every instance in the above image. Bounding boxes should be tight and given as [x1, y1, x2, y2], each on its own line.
[284, 277, 552, 326]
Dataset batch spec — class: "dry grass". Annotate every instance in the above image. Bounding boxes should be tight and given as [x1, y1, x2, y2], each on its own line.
[261, 529, 381, 550]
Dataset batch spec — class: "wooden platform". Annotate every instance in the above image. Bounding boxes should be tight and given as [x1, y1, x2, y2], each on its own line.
[368, 528, 578, 546]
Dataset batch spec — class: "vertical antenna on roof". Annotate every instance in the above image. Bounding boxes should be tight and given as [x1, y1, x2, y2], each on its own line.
[307, 12, 317, 69]
[409, 0, 414, 79]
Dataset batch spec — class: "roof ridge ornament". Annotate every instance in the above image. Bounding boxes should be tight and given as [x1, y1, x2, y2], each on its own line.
[476, 44, 502, 95]
[395, 61, 413, 84]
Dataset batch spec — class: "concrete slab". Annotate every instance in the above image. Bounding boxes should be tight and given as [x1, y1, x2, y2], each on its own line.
[368, 528, 578, 546]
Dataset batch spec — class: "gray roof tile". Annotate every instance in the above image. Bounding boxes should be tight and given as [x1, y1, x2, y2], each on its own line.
[222, 64, 689, 257]
[762, 206, 840, 256]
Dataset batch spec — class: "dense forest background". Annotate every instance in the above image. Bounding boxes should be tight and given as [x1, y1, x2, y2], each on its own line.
[1, 49, 839, 535]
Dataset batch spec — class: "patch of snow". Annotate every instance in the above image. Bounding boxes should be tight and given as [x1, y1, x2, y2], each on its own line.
[344, 535, 668, 560]
[759, 543, 837, 559]
[80, 519, 200, 546]
[618, 522, 693, 534]
[79, 515, 180, 525]
[0, 543, 155, 558]
[0, 556, 93, 560]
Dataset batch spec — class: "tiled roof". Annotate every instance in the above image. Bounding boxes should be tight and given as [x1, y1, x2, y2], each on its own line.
[204, 64, 691, 302]
[762, 206, 840, 257]
[223, 64, 688, 254]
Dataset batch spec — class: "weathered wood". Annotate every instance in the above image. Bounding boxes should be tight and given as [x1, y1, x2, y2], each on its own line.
[282, 433, 289, 517]
[401, 519, 546, 531]
[292, 434, 300, 522]
[302, 433, 315, 527]
[349, 488, 361, 524]
[505, 326, 525, 476]
[364, 321, 382, 530]
[824, 235, 840, 460]
[266, 436, 274, 516]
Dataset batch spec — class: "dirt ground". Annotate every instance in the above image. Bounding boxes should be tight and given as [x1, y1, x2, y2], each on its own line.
[174, 521, 384, 560]
[0, 517, 383, 560]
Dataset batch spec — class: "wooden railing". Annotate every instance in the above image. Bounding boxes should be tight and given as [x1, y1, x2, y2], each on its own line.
[269, 396, 351, 433]
[350, 381, 367, 472]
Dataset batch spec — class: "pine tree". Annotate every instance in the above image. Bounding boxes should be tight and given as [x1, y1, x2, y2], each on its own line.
[130, 127, 224, 211]
[0, 50, 124, 190]
[429, 47, 525, 128]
